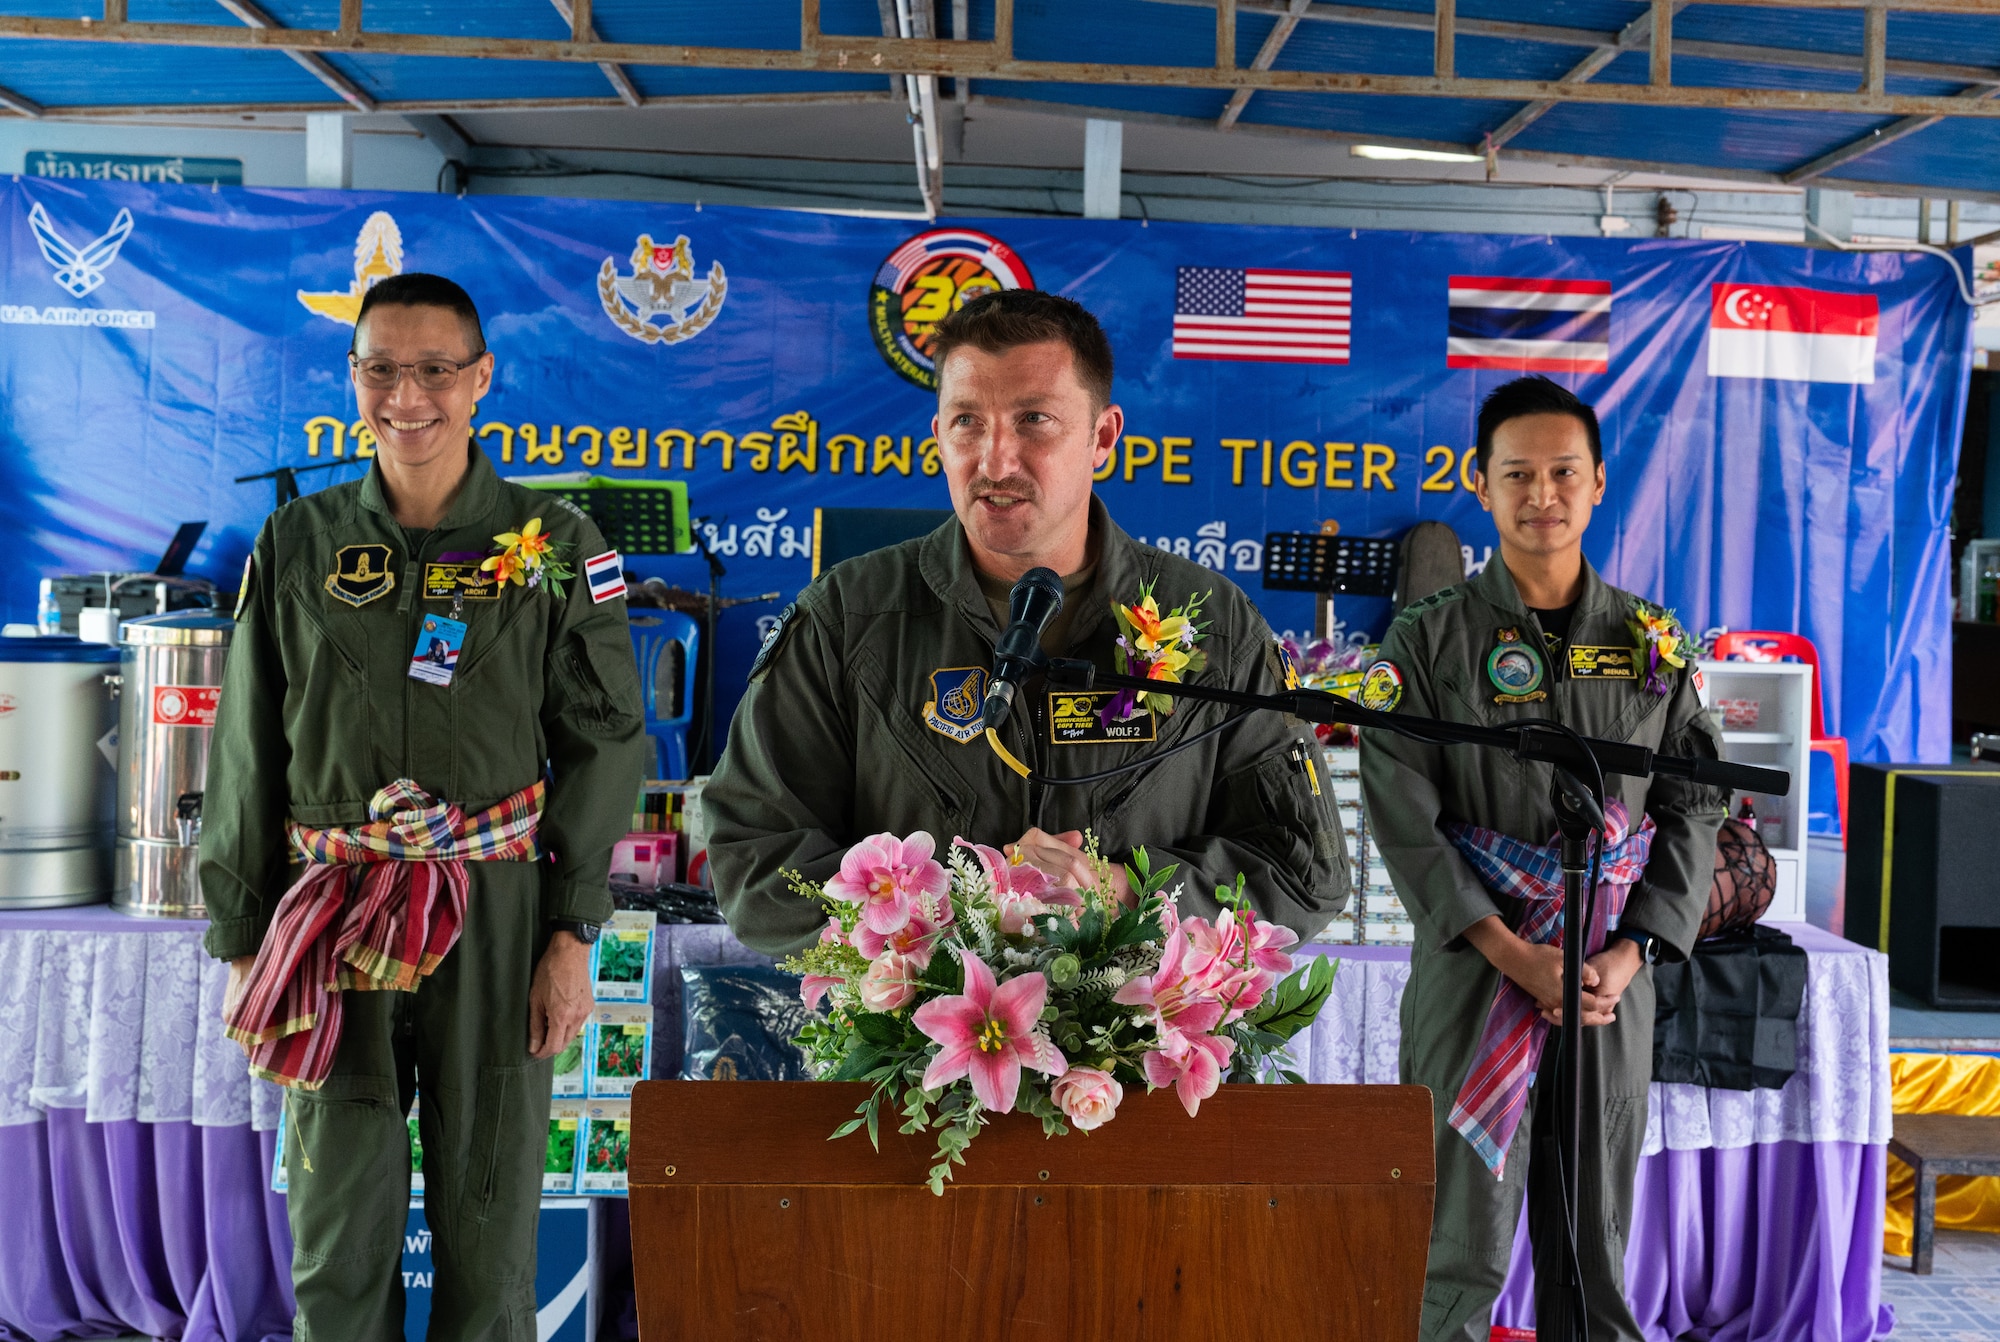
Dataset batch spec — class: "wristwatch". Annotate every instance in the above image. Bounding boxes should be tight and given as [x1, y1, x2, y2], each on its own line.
[550, 919, 603, 945]
[1611, 927, 1660, 964]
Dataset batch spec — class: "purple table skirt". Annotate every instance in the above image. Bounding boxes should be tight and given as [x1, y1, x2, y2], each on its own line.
[0, 1112, 292, 1342]
[1, 1111, 1888, 1342]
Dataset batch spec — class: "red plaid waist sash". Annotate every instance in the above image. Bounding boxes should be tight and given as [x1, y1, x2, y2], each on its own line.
[1441, 800, 1655, 1177]
[222, 778, 545, 1090]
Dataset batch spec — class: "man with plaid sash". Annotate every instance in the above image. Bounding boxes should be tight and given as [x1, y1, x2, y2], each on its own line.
[200, 274, 647, 1342]
[1360, 377, 1726, 1342]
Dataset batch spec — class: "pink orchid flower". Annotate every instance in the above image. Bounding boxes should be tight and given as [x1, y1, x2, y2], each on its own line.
[912, 955, 1066, 1114]
[1144, 1031, 1235, 1117]
[961, 839, 1084, 935]
[825, 832, 949, 936]
[1114, 926, 1227, 1052]
[853, 910, 944, 971]
[800, 972, 844, 1010]
[1241, 909, 1300, 975]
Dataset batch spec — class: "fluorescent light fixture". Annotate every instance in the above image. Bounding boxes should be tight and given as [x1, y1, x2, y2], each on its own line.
[1350, 144, 1483, 163]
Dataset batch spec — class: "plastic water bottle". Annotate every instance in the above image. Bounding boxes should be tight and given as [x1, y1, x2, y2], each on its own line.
[36, 580, 61, 636]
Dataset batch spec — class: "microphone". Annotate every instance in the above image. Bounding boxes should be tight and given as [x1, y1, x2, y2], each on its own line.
[983, 567, 1064, 734]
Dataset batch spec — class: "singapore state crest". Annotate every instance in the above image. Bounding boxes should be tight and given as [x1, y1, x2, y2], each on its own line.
[598, 234, 727, 345]
[868, 227, 1033, 390]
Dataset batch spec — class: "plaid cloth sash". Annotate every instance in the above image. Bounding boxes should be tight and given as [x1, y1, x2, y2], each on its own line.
[222, 778, 545, 1090]
[1442, 800, 1655, 1177]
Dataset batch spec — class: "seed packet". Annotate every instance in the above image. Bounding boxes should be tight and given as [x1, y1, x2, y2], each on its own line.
[271, 1107, 289, 1195]
[585, 1002, 654, 1098]
[590, 909, 657, 1003]
[408, 1096, 425, 1192]
[579, 1098, 632, 1195]
[544, 1099, 585, 1195]
[552, 1027, 588, 1097]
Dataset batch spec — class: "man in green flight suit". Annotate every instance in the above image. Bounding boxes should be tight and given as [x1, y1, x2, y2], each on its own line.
[1359, 376, 1726, 1342]
[200, 274, 647, 1342]
[706, 289, 1350, 955]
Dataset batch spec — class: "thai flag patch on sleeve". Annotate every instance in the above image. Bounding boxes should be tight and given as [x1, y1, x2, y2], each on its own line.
[584, 550, 627, 604]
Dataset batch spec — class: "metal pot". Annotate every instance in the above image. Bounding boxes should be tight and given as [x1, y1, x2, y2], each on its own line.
[0, 635, 119, 908]
[115, 611, 232, 918]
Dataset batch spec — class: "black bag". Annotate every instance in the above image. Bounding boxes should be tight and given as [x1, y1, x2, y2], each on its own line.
[1651, 922, 1807, 1091]
[678, 964, 816, 1082]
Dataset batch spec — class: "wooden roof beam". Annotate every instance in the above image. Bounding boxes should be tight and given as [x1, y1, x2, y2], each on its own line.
[213, 0, 376, 112]
[1218, 0, 1310, 130]
[547, 0, 641, 107]
[1157, 1, 2000, 89]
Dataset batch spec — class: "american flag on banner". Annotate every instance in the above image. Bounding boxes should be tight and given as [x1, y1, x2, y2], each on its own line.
[1172, 266, 1351, 364]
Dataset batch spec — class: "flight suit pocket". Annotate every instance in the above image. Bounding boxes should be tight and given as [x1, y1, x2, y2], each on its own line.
[455, 1061, 553, 1287]
[1225, 750, 1345, 888]
[284, 1079, 410, 1267]
[554, 637, 642, 734]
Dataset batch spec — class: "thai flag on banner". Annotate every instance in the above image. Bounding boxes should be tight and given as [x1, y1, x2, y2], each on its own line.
[1172, 267, 1351, 364]
[1446, 276, 1612, 372]
[584, 550, 627, 604]
[1708, 283, 1878, 385]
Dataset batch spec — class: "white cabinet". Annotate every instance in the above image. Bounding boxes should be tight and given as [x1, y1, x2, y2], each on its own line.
[1695, 659, 1813, 923]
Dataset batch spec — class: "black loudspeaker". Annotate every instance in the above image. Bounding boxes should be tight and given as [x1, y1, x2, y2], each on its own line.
[1848, 763, 2000, 1008]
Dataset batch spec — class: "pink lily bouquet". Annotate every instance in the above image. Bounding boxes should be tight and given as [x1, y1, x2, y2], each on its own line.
[780, 832, 1336, 1194]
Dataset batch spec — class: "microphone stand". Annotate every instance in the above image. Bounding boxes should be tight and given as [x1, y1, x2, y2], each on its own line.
[1036, 657, 1787, 1342]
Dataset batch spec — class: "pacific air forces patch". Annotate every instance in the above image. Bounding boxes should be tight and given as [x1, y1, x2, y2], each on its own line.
[325, 544, 395, 607]
[923, 666, 987, 744]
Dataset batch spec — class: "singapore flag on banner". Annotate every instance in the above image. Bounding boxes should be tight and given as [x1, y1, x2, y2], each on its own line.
[1707, 283, 1878, 384]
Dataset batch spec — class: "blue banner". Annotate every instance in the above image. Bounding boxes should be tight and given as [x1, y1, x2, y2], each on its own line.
[0, 181, 1967, 761]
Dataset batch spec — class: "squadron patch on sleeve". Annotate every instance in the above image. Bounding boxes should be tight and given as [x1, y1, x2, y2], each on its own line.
[1358, 659, 1404, 713]
[749, 602, 797, 681]
[233, 553, 255, 622]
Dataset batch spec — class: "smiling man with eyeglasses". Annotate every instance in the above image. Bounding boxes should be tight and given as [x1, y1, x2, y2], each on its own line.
[199, 272, 647, 1342]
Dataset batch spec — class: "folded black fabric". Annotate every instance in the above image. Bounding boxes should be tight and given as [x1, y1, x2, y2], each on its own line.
[1652, 923, 1808, 1091]
[679, 964, 815, 1082]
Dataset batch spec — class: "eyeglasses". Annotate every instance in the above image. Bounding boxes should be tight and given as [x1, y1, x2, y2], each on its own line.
[348, 351, 487, 391]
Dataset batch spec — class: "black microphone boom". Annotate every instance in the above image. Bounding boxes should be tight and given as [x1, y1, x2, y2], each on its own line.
[983, 567, 1065, 733]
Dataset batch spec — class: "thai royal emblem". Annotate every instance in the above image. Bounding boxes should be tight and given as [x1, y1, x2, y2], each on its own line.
[298, 211, 403, 327]
[923, 666, 988, 744]
[598, 234, 727, 345]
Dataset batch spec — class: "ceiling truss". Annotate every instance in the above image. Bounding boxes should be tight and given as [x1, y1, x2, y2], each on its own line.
[7, 0, 2000, 197]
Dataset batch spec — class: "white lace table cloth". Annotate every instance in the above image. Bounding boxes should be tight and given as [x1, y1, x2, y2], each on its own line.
[1, 908, 1889, 1154]
[1289, 922, 1893, 1153]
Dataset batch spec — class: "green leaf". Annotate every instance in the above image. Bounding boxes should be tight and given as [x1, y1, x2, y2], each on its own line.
[828, 1117, 864, 1140]
[1244, 955, 1336, 1040]
[852, 1012, 906, 1046]
[831, 1045, 887, 1082]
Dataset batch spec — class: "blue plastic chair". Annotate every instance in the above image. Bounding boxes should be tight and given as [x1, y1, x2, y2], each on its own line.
[629, 611, 698, 780]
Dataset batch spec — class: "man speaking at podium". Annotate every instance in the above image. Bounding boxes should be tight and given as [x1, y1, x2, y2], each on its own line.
[706, 289, 1350, 953]
[1360, 377, 1726, 1342]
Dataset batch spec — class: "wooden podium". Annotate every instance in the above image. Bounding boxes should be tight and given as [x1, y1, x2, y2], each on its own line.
[629, 1080, 1435, 1340]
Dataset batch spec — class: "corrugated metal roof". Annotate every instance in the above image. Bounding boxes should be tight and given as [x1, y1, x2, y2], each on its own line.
[3, 1, 1999, 197]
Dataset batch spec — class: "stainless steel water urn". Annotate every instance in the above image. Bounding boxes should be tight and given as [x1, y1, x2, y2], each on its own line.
[115, 611, 233, 918]
[0, 634, 119, 907]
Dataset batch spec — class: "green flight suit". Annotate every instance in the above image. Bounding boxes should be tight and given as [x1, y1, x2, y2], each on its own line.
[199, 446, 647, 1342]
[707, 497, 1352, 955]
[1358, 558, 1726, 1342]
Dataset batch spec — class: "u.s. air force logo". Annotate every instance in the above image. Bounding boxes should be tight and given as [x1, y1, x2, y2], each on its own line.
[923, 667, 987, 744]
[599, 234, 726, 345]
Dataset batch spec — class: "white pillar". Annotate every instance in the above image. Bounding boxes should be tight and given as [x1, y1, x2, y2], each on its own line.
[1804, 188, 1853, 246]
[1082, 118, 1123, 221]
[305, 114, 353, 190]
